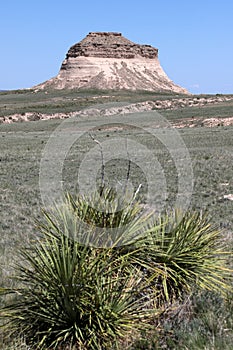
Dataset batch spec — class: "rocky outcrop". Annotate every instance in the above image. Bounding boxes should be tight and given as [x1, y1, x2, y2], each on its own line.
[2, 95, 233, 125]
[35, 32, 189, 94]
[63, 32, 158, 59]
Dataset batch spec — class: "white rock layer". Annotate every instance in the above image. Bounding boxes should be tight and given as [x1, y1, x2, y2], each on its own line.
[36, 32, 189, 94]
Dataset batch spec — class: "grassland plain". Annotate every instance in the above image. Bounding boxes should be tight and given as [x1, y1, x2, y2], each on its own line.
[0, 89, 233, 349]
[0, 89, 180, 117]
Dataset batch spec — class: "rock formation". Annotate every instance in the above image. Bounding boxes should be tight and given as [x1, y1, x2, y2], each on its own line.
[36, 32, 189, 94]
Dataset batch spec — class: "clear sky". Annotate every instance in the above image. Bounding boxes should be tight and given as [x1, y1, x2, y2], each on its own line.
[1, 0, 233, 94]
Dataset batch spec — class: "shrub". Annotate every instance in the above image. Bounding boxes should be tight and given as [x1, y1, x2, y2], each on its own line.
[1, 189, 232, 349]
[134, 211, 232, 305]
[0, 191, 157, 349]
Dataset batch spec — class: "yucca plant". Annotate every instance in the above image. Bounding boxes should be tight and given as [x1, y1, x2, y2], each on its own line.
[67, 186, 142, 228]
[64, 186, 150, 248]
[1, 188, 232, 349]
[0, 190, 158, 350]
[133, 211, 232, 305]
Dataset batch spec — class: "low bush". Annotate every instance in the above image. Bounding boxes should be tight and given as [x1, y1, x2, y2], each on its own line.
[1, 188, 232, 349]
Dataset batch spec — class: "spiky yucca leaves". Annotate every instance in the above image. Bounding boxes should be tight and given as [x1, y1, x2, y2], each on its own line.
[37, 187, 153, 249]
[1, 188, 232, 349]
[1, 234, 155, 349]
[65, 187, 149, 248]
[135, 211, 232, 305]
[67, 187, 141, 229]
[0, 192, 158, 350]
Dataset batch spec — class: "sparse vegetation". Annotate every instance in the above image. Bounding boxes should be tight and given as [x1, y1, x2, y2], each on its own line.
[0, 90, 233, 349]
[0, 89, 180, 117]
[1, 189, 232, 349]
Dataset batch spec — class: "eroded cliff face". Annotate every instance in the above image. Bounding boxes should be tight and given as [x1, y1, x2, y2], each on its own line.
[36, 32, 189, 94]
[63, 32, 158, 59]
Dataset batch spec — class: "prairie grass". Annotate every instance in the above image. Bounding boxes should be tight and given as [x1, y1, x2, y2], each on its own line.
[0, 91, 233, 348]
[1, 188, 232, 349]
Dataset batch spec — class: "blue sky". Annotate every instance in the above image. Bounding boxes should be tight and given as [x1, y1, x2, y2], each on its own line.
[1, 0, 233, 94]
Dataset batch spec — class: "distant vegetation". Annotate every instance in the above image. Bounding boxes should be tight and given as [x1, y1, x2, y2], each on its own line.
[0, 89, 232, 349]
[0, 88, 198, 116]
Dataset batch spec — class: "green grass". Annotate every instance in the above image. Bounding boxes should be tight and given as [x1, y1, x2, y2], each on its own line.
[0, 88, 181, 116]
[162, 100, 233, 122]
[128, 290, 233, 350]
[1, 118, 232, 241]
[1, 88, 232, 117]
[1, 190, 231, 349]
[0, 90, 233, 348]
